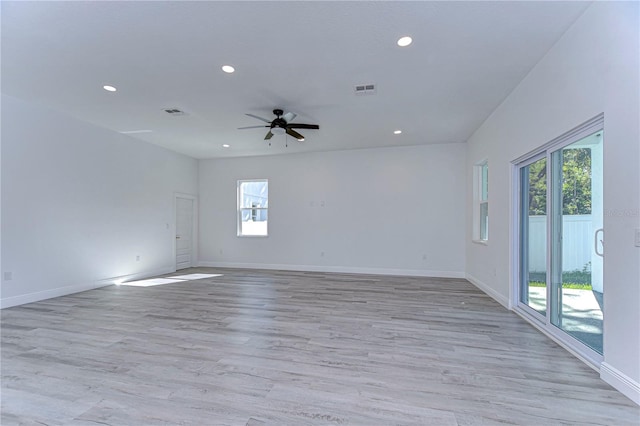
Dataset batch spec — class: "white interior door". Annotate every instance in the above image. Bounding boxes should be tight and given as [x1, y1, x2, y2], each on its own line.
[176, 197, 194, 270]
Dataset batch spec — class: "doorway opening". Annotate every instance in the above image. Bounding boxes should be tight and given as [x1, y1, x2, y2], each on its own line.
[175, 194, 197, 271]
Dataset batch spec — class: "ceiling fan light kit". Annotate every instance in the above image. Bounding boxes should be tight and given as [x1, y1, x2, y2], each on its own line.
[238, 108, 319, 145]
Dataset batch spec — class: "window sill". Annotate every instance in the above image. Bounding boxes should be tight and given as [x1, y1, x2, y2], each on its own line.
[472, 239, 489, 246]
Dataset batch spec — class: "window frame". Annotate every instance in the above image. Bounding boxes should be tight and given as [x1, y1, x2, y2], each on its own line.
[473, 160, 489, 243]
[237, 179, 269, 237]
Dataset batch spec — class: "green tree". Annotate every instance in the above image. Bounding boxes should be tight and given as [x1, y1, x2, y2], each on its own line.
[528, 158, 547, 215]
[562, 148, 591, 215]
[527, 148, 592, 216]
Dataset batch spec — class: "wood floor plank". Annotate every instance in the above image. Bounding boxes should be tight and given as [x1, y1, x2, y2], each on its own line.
[1, 268, 638, 425]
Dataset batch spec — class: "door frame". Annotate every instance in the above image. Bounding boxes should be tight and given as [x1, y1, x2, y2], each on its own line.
[174, 192, 198, 271]
[510, 114, 604, 370]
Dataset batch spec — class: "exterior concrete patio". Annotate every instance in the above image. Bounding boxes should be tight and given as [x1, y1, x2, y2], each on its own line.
[527, 286, 603, 353]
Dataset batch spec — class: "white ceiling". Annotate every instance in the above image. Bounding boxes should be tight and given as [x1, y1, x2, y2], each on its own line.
[1, 1, 590, 159]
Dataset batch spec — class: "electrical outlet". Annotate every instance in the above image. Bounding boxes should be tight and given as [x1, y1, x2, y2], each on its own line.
[320, 251, 325, 257]
[422, 254, 427, 261]
[136, 255, 140, 262]
[3, 272, 12, 281]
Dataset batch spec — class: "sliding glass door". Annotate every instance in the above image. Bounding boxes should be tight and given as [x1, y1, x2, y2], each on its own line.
[516, 122, 604, 358]
[519, 156, 548, 316]
[549, 134, 604, 353]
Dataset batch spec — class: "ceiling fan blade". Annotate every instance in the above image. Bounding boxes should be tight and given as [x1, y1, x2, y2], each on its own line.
[286, 128, 305, 140]
[246, 113, 272, 123]
[283, 111, 297, 122]
[238, 125, 269, 130]
[264, 131, 274, 140]
[287, 123, 319, 130]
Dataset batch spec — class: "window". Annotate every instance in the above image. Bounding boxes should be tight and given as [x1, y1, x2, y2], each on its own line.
[474, 161, 489, 241]
[237, 179, 268, 236]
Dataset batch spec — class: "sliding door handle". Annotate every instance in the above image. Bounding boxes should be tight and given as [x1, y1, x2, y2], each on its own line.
[594, 228, 604, 257]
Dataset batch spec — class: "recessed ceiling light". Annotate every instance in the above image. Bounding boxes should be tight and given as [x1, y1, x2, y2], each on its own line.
[103, 85, 117, 92]
[397, 36, 412, 47]
[222, 144, 230, 148]
[221, 65, 235, 73]
[394, 130, 402, 135]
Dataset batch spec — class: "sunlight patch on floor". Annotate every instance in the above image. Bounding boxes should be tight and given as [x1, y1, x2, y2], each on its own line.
[118, 273, 223, 287]
[119, 278, 186, 287]
[170, 273, 222, 280]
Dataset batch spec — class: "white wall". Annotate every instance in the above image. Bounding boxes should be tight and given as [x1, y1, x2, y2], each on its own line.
[1, 94, 198, 307]
[527, 215, 593, 273]
[465, 3, 640, 403]
[199, 144, 466, 277]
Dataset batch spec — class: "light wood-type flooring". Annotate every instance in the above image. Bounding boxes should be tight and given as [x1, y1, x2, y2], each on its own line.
[2, 268, 638, 425]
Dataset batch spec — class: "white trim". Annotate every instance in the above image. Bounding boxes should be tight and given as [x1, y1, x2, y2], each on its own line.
[513, 305, 603, 371]
[174, 192, 198, 270]
[197, 261, 465, 279]
[517, 300, 547, 325]
[509, 162, 519, 308]
[472, 159, 489, 242]
[237, 179, 269, 237]
[512, 113, 604, 164]
[600, 362, 640, 405]
[465, 273, 510, 309]
[0, 265, 175, 309]
[1, 282, 109, 309]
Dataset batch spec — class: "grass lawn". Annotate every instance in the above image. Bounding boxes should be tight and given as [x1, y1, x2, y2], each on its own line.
[529, 281, 592, 290]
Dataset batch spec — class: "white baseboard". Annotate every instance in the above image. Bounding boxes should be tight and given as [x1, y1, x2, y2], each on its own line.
[465, 273, 510, 309]
[513, 307, 602, 372]
[197, 261, 465, 279]
[513, 307, 639, 406]
[1, 281, 109, 309]
[601, 362, 640, 405]
[1, 265, 176, 309]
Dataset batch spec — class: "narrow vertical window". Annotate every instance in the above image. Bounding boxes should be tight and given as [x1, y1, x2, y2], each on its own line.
[475, 161, 489, 241]
[237, 180, 268, 236]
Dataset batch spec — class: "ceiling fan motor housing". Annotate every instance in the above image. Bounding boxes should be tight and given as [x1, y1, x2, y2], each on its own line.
[272, 118, 287, 129]
[271, 109, 287, 129]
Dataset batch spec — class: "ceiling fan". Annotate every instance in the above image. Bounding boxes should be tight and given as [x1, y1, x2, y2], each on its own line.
[238, 109, 319, 141]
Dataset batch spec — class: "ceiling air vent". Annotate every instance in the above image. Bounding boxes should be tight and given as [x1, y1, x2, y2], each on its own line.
[163, 108, 187, 116]
[354, 84, 376, 95]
